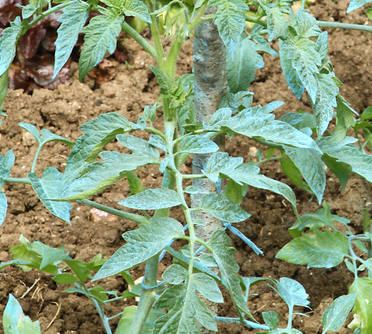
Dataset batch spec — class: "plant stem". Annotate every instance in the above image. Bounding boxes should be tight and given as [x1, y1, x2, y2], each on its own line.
[4, 177, 30, 184]
[318, 21, 372, 33]
[31, 145, 42, 173]
[26, 2, 69, 30]
[122, 22, 158, 60]
[78, 199, 148, 225]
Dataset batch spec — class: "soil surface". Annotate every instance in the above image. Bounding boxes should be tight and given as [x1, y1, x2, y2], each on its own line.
[1, 0, 372, 333]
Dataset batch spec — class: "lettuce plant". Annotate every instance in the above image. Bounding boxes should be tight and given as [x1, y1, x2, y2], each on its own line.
[0, 0, 372, 333]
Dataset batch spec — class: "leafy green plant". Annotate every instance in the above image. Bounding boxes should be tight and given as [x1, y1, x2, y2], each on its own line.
[0, 0, 372, 333]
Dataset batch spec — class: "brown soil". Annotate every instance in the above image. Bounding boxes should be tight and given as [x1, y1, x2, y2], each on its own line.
[1, 0, 372, 333]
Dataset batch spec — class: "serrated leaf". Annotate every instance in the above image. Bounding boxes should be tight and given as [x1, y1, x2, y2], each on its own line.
[349, 277, 372, 333]
[3, 294, 41, 334]
[150, 66, 174, 95]
[209, 0, 248, 46]
[79, 11, 123, 80]
[65, 112, 131, 181]
[275, 277, 310, 310]
[0, 71, 9, 110]
[117, 134, 160, 160]
[227, 163, 297, 208]
[163, 264, 187, 285]
[119, 188, 182, 210]
[322, 294, 356, 333]
[19, 122, 74, 147]
[94, 217, 184, 280]
[276, 230, 349, 268]
[204, 152, 243, 183]
[347, 0, 372, 12]
[22, 4, 37, 19]
[60, 151, 154, 200]
[283, 146, 325, 204]
[121, 0, 151, 23]
[288, 8, 321, 39]
[208, 230, 252, 318]
[266, 6, 288, 41]
[0, 17, 22, 77]
[29, 168, 72, 224]
[226, 38, 263, 92]
[179, 135, 219, 154]
[10, 236, 69, 274]
[144, 103, 157, 122]
[200, 193, 250, 223]
[153, 274, 218, 333]
[223, 107, 321, 152]
[313, 73, 339, 136]
[149, 134, 167, 152]
[125, 171, 143, 195]
[54, 0, 89, 78]
[279, 38, 321, 103]
[319, 142, 372, 183]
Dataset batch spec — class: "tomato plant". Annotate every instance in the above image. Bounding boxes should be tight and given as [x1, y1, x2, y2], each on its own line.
[0, 0, 372, 333]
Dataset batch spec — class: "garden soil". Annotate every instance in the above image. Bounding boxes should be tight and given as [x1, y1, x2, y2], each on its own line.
[1, 0, 372, 332]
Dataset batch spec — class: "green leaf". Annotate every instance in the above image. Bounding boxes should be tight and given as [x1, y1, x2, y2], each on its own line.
[3, 294, 41, 334]
[103, 0, 151, 23]
[266, 6, 288, 41]
[153, 274, 218, 333]
[322, 294, 356, 333]
[349, 277, 372, 333]
[208, 230, 252, 318]
[54, 0, 89, 78]
[223, 107, 321, 152]
[93, 217, 184, 280]
[275, 277, 310, 310]
[319, 141, 372, 183]
[179, 135, 219, 154]
[276, 230, 349, 268]
[29, 168, 72, 224]
[263, 310, 280, 329]
[117, 134, 160, 160]
[21, 4, 37, 19]
[53, 273, 79, 284]
[347, 0, 372, 12]
[321, 154, 351, 191]
[79, 11, 123, 80]
[144, 103, 157, 122]
[226, 163, 297, 209]
[125, 171, 143, 195]
[119, 188, 182, 210]
[10, 236, 69, 274]
[163, 264, 187, 285]
[65, 112, 131, 181]
[0, 17, 22, 77]
[204, 152, 243, 183]
[193, 273, 224, 303]
[19, 123, 74, 147]
[61, 151, 155, 200]
[116, 306, 137, 334]
[280, 156, 310, 192]
[289, 202, 349, 236]
[0, 150, 15, 187]
[0, 71, 8, 111]
[283, 146, 325, 204]
[200, 193, 251, 223]
[150, 66, 174, 95]
[224, 179, 247, 205]
[280, 112, 316, 130]
[279, 38, 321, 103]
[208, 0, 248, 46]
[313, 73, 339, 136]
[226, 38, 263, 92]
